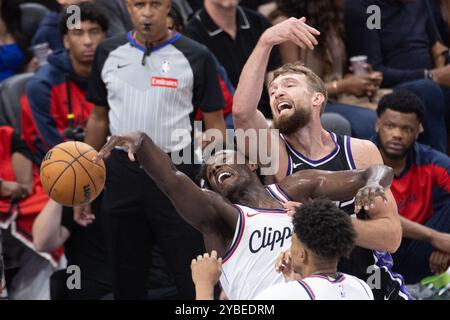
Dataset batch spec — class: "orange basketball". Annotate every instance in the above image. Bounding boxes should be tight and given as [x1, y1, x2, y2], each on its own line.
[40, 141, 106, 207]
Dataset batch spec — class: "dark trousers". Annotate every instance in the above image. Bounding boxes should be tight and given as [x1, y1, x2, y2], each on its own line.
[102, 150, 205, 299]
[393, 203, 450, 284]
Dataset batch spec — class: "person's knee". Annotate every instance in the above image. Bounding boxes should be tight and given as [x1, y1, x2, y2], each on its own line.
[397, 80, 445, 113]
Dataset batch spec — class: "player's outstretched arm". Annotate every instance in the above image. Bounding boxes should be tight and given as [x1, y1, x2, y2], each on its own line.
[93, 132, 238, 241]
[232, 17, 320, 158]
[279, 164, 394, 212]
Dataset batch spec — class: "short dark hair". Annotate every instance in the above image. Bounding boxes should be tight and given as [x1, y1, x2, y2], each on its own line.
[377, 90, 425, 123]
[292, 199, 356, 261]
[58, 1, 109, 36]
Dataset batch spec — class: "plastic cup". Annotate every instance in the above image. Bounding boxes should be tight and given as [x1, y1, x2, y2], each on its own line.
[350, 55, 369, 75]
[32, 42, 50, 67]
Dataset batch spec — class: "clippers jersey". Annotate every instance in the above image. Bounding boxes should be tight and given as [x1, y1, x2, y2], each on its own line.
[255, 272, 374, 300]
[220, 186, 292, 300]
[282, 132, 411, 300]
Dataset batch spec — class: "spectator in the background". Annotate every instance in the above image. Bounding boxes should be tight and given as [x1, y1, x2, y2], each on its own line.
[168, 2, 235, 128]
[95, 0, 132, 36]
[0, 125, 63, 300]
[31, 0, 83, 51]
[271, 0, 381, 140]
[186, 0, 282, 118]
[373, 90, 450, 284]
[23, 1, 108, 166]
[32, 198, 113, 300]
[345, 0, 449, 152]
[0, 0, 30, 81]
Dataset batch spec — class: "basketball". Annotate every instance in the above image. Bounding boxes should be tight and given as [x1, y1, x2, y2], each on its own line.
[40, 141, 106, 207]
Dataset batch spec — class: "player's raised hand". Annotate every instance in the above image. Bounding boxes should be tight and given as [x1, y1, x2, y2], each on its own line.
[275, 250, 294, 280]
[282, 201, 302, 217]
[93, 132, 145, 163]
[261, 17, 320, 50]
[191, 250, 222, 300]
[354, 183, 387, 214]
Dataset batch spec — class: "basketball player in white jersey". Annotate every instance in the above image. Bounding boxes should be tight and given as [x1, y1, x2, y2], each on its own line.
[191, 200, 373, 300]
[91, 132, 392, 299]
[256, 200, 373, 300]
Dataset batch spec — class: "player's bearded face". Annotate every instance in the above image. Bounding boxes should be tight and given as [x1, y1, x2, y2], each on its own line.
[270, 74, 313, 134]
[273, 104, 312, 135]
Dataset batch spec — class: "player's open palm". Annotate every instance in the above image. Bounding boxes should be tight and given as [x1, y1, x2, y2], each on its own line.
[354, 183, 387, 214]
[94, 132, 145, 163]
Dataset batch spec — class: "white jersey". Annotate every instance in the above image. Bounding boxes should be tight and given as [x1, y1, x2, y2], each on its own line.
[220, 186, 292, 300]
[255, 273, 374, 300]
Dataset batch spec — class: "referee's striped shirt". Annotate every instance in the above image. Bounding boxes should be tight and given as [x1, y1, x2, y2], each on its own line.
[86, 31, 224, 153]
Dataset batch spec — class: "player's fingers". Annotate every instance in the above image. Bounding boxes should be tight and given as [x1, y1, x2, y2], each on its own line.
[362, 188, 371, 211]
[218, 257, 223, 268]
[295, 22, 318, 46]
[203, 252, 210, 259]
[211, 250, 218, 259]
[298, 17, 321, 35]
[354, 190, 362, 213]
[191, 259, 196, 266]
[197, 255, 203, 261]
[286, 30, 306, 49]
[128, 150, 135, 162]
[292, 27, 314, 50]
[94, 136, 120, 162]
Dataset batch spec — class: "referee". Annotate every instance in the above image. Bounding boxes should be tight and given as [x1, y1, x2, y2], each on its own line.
[81, 0, 226, 299]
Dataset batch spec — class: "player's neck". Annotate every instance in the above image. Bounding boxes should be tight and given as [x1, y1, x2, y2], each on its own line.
[303, 263, 339, 279]
[70, 56, 91, 79]
[230, 182, 284, 209]
[285, 124, 335, 160]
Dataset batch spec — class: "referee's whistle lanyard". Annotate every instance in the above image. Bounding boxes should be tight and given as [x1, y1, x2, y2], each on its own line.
[130, 31, 152, 66]
[131, 30, 174, 66]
